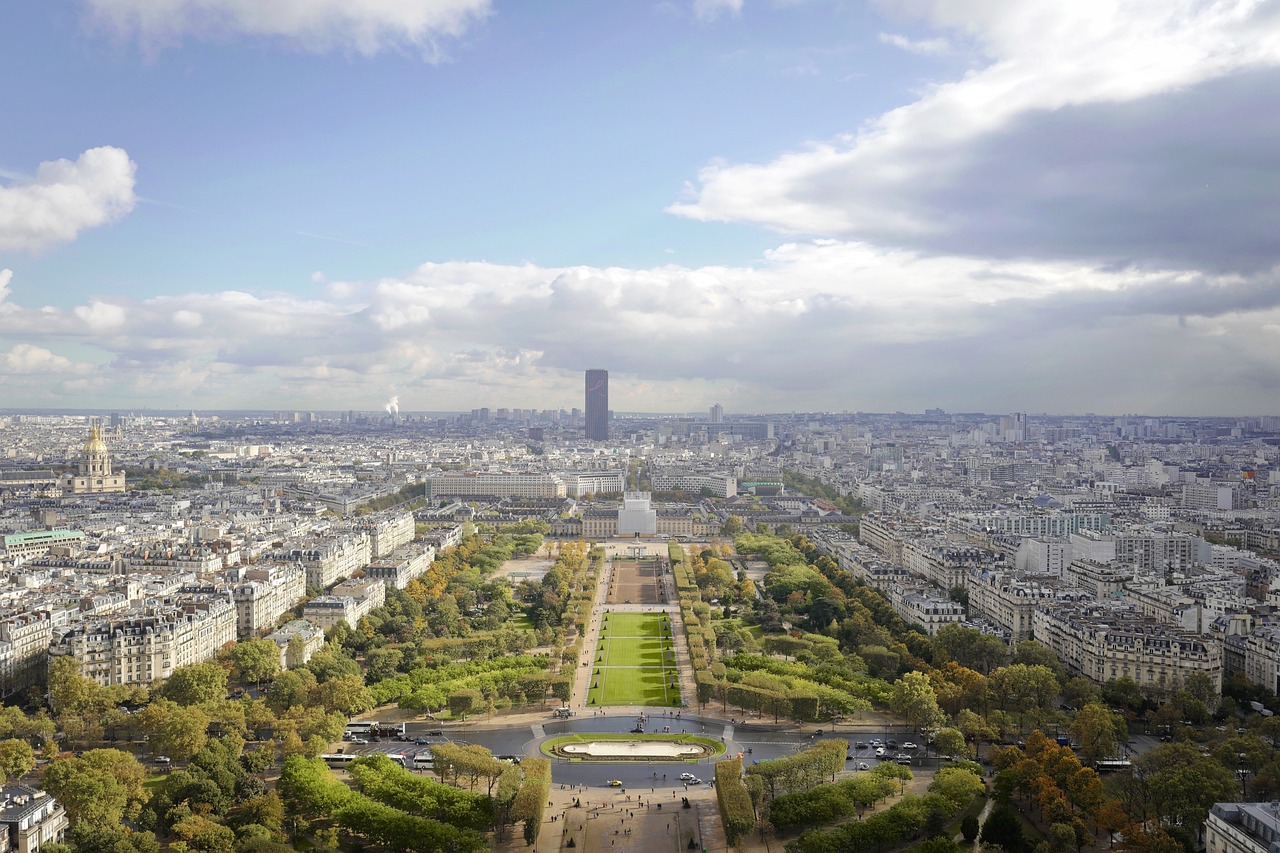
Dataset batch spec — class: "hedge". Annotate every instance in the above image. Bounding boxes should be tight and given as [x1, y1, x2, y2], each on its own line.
[715, 758, 756, 844]
[511, 757, 551, 846]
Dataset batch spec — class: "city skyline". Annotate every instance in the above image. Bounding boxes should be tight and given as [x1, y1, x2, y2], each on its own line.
[3, 3, 1280, 415]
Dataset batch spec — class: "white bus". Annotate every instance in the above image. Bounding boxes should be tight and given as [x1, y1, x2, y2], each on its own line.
[412, 755, 434, 770]
[322, 754, 356, 768]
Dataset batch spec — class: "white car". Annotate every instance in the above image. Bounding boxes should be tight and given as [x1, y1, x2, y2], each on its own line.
[679, 772, 697, 781]
[903, 742, 919, 750]
[875, 747, 886, 757]
[857, 762, 871, 770]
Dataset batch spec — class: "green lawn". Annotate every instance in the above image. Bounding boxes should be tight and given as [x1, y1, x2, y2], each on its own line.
[587, 611, 681, 707]
[600, 612, 672, 639]
[604, 637, 670, 667]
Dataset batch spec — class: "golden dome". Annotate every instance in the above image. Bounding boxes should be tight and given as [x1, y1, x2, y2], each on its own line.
[84, 424, 108, 455]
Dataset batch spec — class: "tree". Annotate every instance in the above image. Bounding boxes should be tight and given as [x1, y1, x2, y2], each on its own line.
[230, 640, 280, 689]
[315, 674, 374, 715]
[932, 728, 967, 759]
[161, 662, 229, 707]
[1101, 677, 1145, 712]
[933, 624, 1008, 674]
[981, 803, 1027, 853]
[41, 750, 149, 826]
[0, 739, 35, 782]
[137, 699, 210, 761]
[989, 664, 1060, 729]
[723, 515, 744, 536]
[1062, 676, 1101, 710]
[47, 656, 103, 715]
[889, 671, 945, 732]
[1069, 703, 1127, 766]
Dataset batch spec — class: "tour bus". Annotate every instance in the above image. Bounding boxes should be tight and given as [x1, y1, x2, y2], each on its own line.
[412, 754, 435, 770]
[324, 753, 410, 770]
[343, 721, 407, 740]
[322, 754, 356, 768]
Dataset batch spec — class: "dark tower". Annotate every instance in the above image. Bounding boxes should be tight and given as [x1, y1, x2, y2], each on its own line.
[585, 369, 609, 441]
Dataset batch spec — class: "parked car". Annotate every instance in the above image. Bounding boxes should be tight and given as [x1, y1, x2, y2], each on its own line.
[855, 741, 868, 749]
[875, 747, 887, 757]
[886, 739, 899, 749]
[351, 737, 369, 745]
[903, 742, 919, 750]
[895, 754, 912, 765]
[606, 780, 622, 787]
[154, 756, 171, 765]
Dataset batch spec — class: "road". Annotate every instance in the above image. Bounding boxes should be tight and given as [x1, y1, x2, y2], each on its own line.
[342, 713, 952, 793]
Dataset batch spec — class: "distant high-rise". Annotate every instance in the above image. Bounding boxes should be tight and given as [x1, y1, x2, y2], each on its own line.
[585, 369, 609, 441]
[709, 403, 723, 424]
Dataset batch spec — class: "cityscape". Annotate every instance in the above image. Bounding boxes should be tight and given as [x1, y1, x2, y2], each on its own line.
[5, 2, 1280, 853]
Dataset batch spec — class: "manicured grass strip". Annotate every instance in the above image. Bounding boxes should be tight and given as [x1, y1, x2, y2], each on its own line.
[602, 667, 670, 705]
[600, 611, 672, 639]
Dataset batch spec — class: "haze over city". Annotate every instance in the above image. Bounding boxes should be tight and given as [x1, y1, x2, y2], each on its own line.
[3, 1, 1280, 415]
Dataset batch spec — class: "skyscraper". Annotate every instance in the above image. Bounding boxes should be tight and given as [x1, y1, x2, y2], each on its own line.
[709, 403, 723, 423]
[585, 369, 609, 441]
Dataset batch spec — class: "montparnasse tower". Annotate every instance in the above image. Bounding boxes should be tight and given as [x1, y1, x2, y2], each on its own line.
[62, 418, 126, 494]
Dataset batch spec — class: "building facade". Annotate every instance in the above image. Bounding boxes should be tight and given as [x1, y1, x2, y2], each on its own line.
[585, 369, 608, 442]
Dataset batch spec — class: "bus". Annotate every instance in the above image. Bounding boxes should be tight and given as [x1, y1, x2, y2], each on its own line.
[343, 721, 407, 739]
[1094, 759, 1132, 772]
[412, 755, 435, 770]
[322, 754, 356, 768]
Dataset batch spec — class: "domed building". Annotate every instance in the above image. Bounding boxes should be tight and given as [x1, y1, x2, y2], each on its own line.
[61, 420, 126, 494]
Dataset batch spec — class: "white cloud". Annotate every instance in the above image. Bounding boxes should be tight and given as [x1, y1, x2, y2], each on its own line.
[0, 147, 137, 252]
[172, 309, 204, 329]
[0, 344, 85, 375]
[4, 242, 1278, 413]
[877, 32, 950, 56]
[670, 1, 1280, 271]
[73, 300, 128, 332]
[82, 0, 493, 58]
[693, 0, 743, 23]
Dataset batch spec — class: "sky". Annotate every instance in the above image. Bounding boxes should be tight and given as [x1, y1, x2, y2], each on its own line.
[2, 0, 1280, 416]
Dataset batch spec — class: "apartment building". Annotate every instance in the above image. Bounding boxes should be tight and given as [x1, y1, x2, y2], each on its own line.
[49, 595, 237, 687]
[271, 533, 372, 590]
[0, 785, 68, 853]
[1063, 559, 1134, 599]
[561, 471, 625, 498]
[1242, 626, 1280, 695]
[122, 545, 227, 576]
[425, 472, 567, 499]
[964, 571, 1081, 643]
[648, 469, 738, 498]
[0, 612, 51, 698]
[1206, 803, 1280, 853]
[858, 514, 926, 564]
[265, 619, 325, 669]
[902, 541, 999, 590]
[354, 510, 415, 559]
[889, 585, 966, 635]
[364, 544, 435, 590]
[1032, 602, 1222, 693]
[2, 530, 85, 561]
[303, 578, 384, 631]
[948, 511, 1110, 538]
[231, 564, 306, 637]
